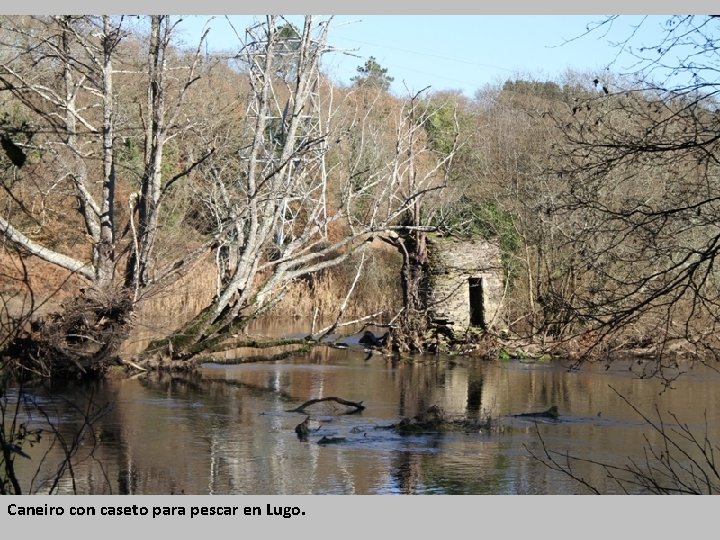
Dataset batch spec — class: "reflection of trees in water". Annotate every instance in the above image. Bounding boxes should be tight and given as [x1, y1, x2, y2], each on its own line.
[394, 362, 449, 418]
[14, 356, 720, 494]
[392, 451, 423, 494]
[4, 361, 538, 493]
[466, 375, 484, 415]
[422, 453, 511, 495]
[392, 360, 491, 421]
[390, 435, 445, 494]
[389, 437, 512, 494]
[1, 381, 112, 494]
[71, 373, 248, 494]
[535, 370, 572, 412]
[116, 447, 138, 495]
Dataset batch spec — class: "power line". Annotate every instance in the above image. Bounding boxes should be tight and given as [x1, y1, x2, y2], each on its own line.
[332, 35, 515, 73]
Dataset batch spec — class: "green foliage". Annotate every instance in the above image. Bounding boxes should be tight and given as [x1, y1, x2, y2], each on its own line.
[276, 22, 300, 42]
[351, 56, 394, 91]
[500, 78, 596, 105]
[117, 136, 143, 184]
[422, 101, 457, 156]
[436, 195, 519, 249]
[160, 140, 180, 182]
[432, 195, 521, 282]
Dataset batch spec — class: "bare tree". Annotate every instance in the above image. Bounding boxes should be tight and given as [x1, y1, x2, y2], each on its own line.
[125, 16, 215, 296]
[523, 16, 720, 495]
[378, 89, 458, 352]
[549, 16, 720, 366]
[0, 15, 458, 366]
[0, 16, 215, 374]
[0, 16, 124, 286]
[162, 16, 457, 358]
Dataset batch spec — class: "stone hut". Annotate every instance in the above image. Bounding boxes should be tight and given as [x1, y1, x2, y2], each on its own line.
[426, 235, 504, 334]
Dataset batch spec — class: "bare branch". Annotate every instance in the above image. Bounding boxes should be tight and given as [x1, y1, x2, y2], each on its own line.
[0, 215, 94, 280]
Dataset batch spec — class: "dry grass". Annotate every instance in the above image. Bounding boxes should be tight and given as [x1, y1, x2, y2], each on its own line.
[0, 247, 88, 318]
[264, 246, 403, 323]
[2, 234, 405, 356]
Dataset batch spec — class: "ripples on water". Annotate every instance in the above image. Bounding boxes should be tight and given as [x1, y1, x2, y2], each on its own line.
[7, 348, 720, 494]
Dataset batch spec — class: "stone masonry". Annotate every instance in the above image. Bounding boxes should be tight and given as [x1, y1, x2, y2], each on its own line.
[427, 234, 504, 333]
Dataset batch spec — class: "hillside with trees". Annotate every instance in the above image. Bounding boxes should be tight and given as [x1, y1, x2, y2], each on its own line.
[1, 15, 719, 383]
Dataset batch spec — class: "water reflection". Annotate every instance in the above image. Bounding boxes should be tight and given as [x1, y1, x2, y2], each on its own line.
[9, 350, 720, 494]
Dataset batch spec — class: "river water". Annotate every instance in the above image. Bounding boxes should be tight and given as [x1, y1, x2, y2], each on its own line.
[8, 345, 720, 495]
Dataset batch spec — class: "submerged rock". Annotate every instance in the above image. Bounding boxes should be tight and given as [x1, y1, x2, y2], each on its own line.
[317, 436, 347, 445]
[394, 405, 494, 434]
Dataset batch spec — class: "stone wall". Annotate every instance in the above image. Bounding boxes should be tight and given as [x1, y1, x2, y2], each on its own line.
[427, 235, 504, 333]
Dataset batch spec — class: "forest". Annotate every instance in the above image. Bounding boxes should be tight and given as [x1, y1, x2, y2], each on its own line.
[0, 16, 720, 374]
[2, 15, 720, 495]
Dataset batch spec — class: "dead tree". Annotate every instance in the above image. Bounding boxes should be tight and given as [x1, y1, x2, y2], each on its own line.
[379, 90, 458, 353]
[0, 16, 213, 376]
[0, 16, 122, 288]
[162, 17, 457, 360]
[288, 396, 366, 414]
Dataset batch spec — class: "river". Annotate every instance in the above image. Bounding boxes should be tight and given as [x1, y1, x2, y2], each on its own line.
[7, 344, 720, 494]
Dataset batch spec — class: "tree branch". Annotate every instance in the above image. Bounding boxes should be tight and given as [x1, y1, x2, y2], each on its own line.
[0, 216, 94, 281]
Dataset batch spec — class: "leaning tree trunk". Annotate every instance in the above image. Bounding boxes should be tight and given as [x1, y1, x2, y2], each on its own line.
[144, 16, 334, 361]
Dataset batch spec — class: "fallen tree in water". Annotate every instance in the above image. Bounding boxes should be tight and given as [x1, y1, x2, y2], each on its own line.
[288, 396, 366, 415]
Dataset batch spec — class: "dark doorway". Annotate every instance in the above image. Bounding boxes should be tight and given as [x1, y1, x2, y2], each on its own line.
[469, 277, 485, 327]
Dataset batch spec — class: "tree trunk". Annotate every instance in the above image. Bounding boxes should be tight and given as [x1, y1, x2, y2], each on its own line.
[395, 228, 430, 353]
[97, 15, 117, 289]
[127, 15, 166, 288]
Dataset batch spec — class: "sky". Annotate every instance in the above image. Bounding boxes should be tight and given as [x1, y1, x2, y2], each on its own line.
[174, 15, 671, 97]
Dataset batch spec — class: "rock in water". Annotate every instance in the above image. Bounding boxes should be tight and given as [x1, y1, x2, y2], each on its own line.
[295, 416, 310, 440]
[513, 405, 559, 419]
